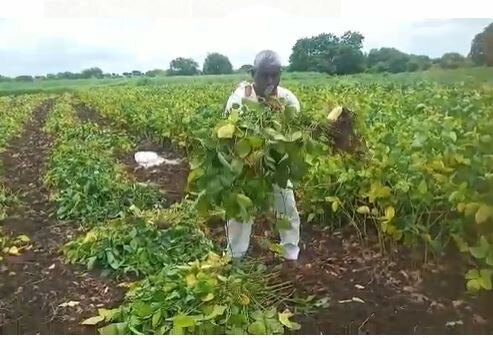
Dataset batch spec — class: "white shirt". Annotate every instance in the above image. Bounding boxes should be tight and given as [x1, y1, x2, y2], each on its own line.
[225, 81, 301, 113]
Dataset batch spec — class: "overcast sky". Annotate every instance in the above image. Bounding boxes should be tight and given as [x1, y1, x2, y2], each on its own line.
[0, 0, 492, 76]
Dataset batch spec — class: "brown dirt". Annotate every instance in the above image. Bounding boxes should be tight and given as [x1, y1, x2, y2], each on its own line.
[72, 103, 493, 334]
[241, 222, 493, 334]
[0, 101, 124, 334]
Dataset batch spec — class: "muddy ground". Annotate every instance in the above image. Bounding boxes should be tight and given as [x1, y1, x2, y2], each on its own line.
[0, 101, 491, 334]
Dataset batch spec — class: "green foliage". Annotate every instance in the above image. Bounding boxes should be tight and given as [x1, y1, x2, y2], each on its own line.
[469, 22, 493, 66]
[289, 31, 365, 74]
[187, 97, 314, 222]
[0, 94, 43, 220]
[203, 53, 233, 75]
[44, 95, 163, 224]
[168, 57, 200, 76]
[236, 65, 253, 74]
[81, 67, 104, 79]
[439, 53, 468, 69]
[77, 74, 493, 292]
[87, 253, 303, 335]
[367, 47, 410, 73]
[64, 201, 214, 276]
[145, 69, 167, 77]
[0, 94, 43, 146]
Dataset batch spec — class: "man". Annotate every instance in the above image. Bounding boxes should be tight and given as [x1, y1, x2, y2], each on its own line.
[224, 50, 302, 261]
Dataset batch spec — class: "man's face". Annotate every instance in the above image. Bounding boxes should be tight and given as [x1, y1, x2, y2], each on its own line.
[252, 63, 281, 98]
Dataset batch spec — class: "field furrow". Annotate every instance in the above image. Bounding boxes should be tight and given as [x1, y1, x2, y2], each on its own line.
[0, 98, 123, 334]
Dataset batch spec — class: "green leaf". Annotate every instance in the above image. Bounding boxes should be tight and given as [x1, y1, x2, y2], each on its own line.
[171, 326, 183, 335]
[201, 293, 214, 302]
[466, 279, 481, 292]
[15, 234, 30, 243]
[356, 206, 370, 214]
[229, 110, 239, 123]
[189, 157, 204, 170]
[247, 136, 263, 150]
[331, 200, 339, 212]
[469, 236, 490, 259]
[418, 180, 428, 194]
[152, 310, 162, 328]
[480, 135, 492, 143]
[133, 301, 153, 318]
[248, 321, 267, 334]
[475, 204, 493, 224]
[278, 310, 301, 330]
[274, 165, 290, 188]
[289, 131, 303, 142]
[486, 253, 493, 266]
[87, 256, 97, 270]
[479, 269, 493, 290]
[173, 315, 196, 328]
[235, 139, 251, 158]
[465, 269, 480, 280]
[217, 152, 232, 171]
[98, 308, 121, 321]
[275, 217, 290, 230]
[231, 159, 244, 174]
[105, 251, 120, 270]
[217, 123, 235, 139]
[236, 193, 253, 209]
[202, 305, 227, 320]
[449, 131, 457, 142]
[451, 234, 469, 253]
[98, 322, 127, 335]
[81, 315, 105, 325]
[265, 128, 287, 141]
[384, 206, 395, 220]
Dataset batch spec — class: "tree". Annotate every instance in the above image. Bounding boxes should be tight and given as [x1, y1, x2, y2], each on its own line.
[407, 54, 432, 72]
[46, 73, 57, 79]
[168, 57, 199, 76]
[14, 75, 34, 82]
[439, 52, 467, 69]
[203, 53, 233, 75]
[145, 69, 167, 77]
[57, 71, 81, 79]
[289, 33, 340, 73]
[131, 70, 143, 76]
[237, 64, 253, 73]
[469, 22, 493, 66]
[81, 67, 103, 79]
[288, 31, 366, 74]
[367, 48, 410, 73]
[332, 45, 366, 74]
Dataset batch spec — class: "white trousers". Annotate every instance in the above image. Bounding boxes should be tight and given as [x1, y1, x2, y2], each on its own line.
[225, 183, 301, 260]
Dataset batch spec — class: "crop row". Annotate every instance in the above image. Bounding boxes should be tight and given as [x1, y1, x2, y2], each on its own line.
[78, 79, 493, 291]
[0, 94, 45, 259]
[43, 94, 310, 334]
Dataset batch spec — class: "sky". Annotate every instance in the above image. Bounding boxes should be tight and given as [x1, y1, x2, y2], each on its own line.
[0, 0, 492, 76]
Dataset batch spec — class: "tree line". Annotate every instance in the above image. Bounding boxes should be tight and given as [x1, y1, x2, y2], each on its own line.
[2, 22, 491, 82]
